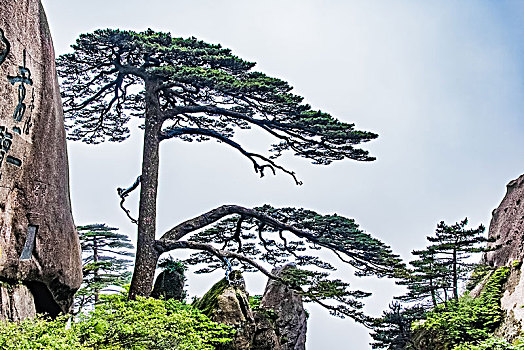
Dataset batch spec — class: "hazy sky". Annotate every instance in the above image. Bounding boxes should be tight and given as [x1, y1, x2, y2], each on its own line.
[42, 1, 524, 348]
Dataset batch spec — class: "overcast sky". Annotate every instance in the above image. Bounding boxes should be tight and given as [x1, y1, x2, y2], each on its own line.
[42, 1, 524, 348]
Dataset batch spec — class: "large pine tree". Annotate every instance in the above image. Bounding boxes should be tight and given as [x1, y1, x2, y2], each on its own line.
[58, 29, 404, 320]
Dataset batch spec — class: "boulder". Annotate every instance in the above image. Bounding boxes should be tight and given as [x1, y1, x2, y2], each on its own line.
[0, 284, 36, 321]
[0, 0, 82, 319]
[257, 264, 307, 350]
[194, 266, 308, 350]
[151, 270, 185, 301]
[193, 270, 256, 350]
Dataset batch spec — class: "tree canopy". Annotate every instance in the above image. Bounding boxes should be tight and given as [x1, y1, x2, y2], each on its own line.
[57, 28, 401, 321]
[58, 28, 377, 179]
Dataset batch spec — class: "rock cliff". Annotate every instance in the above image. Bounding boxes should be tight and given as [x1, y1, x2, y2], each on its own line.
[0, 0, 82, 319]
[485, 173, 524, 266]
[484, 173, 524, 342]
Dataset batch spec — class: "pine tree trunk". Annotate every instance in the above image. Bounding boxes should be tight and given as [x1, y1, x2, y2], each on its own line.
[94, 235, 99, 303]
[429, 276, 437, 307]
[452, 249, 458, 300]
[128, 80, 162, 299]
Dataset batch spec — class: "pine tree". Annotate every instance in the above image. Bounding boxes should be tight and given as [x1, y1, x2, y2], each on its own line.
[75, 224, 135, 312]
[57, 29, 405, 320]
[396, 247, 451, 307]
[427, 218, 489, 300]
[369, 302, 425, 350]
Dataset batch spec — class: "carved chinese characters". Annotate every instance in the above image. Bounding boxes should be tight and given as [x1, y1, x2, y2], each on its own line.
[0, 32, 34, 180]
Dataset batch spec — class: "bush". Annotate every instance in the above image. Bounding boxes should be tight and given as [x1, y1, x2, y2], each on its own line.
[454, 336, 524, 350]
[0, 314, 85, 350]
[415, 266, 510, 348]
[0, 293, 234, 350]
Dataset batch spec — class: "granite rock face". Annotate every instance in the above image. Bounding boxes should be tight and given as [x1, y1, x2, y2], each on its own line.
[252, 310, 282, 350]
[485, 173, 524, 267]
[0, 0, 82, 319]
[0, 284, 36, 321]
[481, 174, 524, 342]
[257, 264, 307, 350]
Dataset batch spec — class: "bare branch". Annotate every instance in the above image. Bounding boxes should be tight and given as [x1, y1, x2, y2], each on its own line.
[154, 240, 278, 281]
[159, 127, 302, 185]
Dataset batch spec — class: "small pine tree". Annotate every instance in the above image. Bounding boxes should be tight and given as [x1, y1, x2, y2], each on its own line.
[75, 224, 135, 312]
[369, 302, 425, 349]
[427, 218, 490, 300]
[396, 247, 451, 307]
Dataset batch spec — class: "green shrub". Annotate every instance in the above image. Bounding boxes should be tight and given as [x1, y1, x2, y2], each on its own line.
[454, 336, 524, 350]
[0, 293, 234, 350]
[0, 314, 85, 350]
[415, 266, 510, 348]
[158, 257, 187, 275]
[466, 264, 495, 291]
[248, 295, 262, 310]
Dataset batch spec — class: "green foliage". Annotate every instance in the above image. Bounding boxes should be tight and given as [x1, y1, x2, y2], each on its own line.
[454, 336, 524, 350]
[512, 260, 522, 269]
[466, 264, 495, 292]
[427, 218, 491, 300]
[369, 302, 426, 349]
[77, 293, 234, 349]
[415, 266, 510, 348]
[396, 246, 450, 308]
[0, 294, 233, 350]
[248, 295, 277, 321]
[0, 315, 86, 350]
[57, 28, 377, 164]
[397, 218, 493, 308]
[278, 267, 371, 320]
[248, 295, 262, 310]
[158, 257, 187, 275]
[186, 206, 404, 320]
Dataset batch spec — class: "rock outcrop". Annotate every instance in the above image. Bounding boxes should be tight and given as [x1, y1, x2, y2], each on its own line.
[0, 283, 36, 320]
[194, 266, 307, 350]
[0, 0, 82, 319]
[255, 264, 307, 350]
[485, 173, 524, 267]
[193, 270, 257, 350]
[483, 173, 524, 342]
[151, 269, 185, 301]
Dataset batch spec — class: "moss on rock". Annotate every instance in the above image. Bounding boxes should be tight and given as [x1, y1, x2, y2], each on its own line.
[192, 271, 242, 318]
